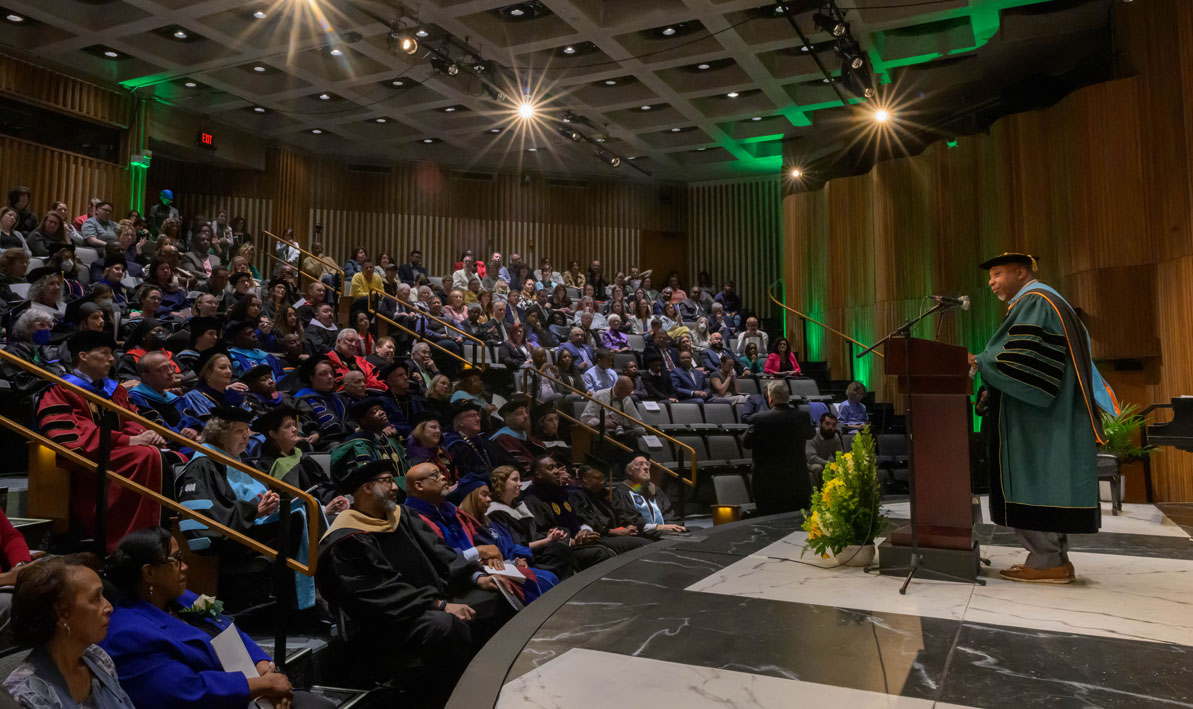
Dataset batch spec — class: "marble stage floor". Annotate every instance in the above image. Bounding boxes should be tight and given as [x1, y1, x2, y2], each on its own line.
[485, 498, 1193, 708]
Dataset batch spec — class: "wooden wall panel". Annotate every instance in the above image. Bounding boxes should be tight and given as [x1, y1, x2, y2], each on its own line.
[0, 52, 133, 128]
[0, 135, 128, 222]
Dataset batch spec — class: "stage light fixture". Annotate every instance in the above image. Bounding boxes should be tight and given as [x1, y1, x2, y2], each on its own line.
[595, 149, 620, 167]
[559, 126, 581, 142]
[864, 87, 875, 98]
[518, 100, 536, 119]
[431, 57, 459, 76]
[874, 109, 889, 123]
[850, 56, 864, 70]
[394, 30, 419, 55]
[814, 13, 847, 37]
[562, 112, 575, 123]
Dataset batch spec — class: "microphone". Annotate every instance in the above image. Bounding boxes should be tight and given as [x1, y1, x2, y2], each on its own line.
[931, 294, 970, 310]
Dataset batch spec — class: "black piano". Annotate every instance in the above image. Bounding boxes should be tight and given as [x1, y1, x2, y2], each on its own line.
[1141, 397, 1193, 501]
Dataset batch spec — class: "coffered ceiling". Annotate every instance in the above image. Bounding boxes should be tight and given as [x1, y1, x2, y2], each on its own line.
[0, 0, 1114, 181]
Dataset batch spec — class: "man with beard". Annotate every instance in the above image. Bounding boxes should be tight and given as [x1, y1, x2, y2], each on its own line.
[443, 400, 513, 478]
[520, 454, 616, 569]
[805, 412, 844, 489]
[610, 453, 687, 540]
[343, 396, 410, 484]
[489, 396, 546, 471]
[316, 447, 514, 704]
[569, 466, 653, 552]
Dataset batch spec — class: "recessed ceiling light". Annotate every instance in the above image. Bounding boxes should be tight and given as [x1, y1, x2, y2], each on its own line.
[801, 46, 810, 52]
[670, 128, 681, 133]
[489, 128, 501, 133]
[751, 116, 762, 121]
[318, 93, 331, 100]
[184, 81, 197, 88]
[444, 107, 456, 112]
[527, 147, 537, 152]
[104, 50, 119, 58]
[375, 118, 387, 123]
[422, 138, 434, 144]
[510, 8, 524, 16]
[415, 28, 429, 38]
[640, 105, 652, 111]
[391, 79, 405, 87]
[5, 13, 23, 22]
[330, 48, 343, 56]
[253, 10, 266, 19]
[253, 65, 266, 72]
[311, 129, 324, 134]
[173, 30, 188, 39]
[253, 107, 266, 113]
[604, 79, 617, 86]
[627, 156, 637, 160]
[661, 27, 676, 36]
[822, 78, 832, 83]
[726, 92, 739, 98]
[696, 147, 707, 151]
[595, 137, 606, 143]
[563, 46, 576, 54]
[697, 63, 710, 70]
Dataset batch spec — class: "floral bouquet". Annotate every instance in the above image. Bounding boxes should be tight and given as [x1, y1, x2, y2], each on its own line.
[179, 594, 225, 619]
[802, 426, 884, 559]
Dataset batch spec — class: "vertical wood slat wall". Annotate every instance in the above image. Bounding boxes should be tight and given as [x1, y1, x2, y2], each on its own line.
[781, 0, 1193, 500]
[0, 135, 128, 222]
[0, 54, 133, 128]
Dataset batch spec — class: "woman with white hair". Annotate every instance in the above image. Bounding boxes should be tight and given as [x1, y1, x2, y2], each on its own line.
[3, 309, 64, 394]
[600, 314, 631, 353]
[26, 267, 67, 320]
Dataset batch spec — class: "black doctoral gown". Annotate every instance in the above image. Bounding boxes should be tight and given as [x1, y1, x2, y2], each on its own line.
[570, 487, 653, 552]
[520, 483, 617, 568]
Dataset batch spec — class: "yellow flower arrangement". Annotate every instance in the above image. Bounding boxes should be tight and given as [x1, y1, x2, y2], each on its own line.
[801, 426, 884, 559]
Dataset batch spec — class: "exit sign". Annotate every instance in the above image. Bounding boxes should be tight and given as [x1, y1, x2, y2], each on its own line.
[197, 130, 216, 150]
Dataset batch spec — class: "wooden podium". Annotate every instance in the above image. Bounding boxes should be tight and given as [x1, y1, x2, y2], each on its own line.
[878, 336, 980, 583]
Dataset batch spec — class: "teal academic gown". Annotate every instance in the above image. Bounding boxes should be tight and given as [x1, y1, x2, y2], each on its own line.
[976, 282, 1110, 534]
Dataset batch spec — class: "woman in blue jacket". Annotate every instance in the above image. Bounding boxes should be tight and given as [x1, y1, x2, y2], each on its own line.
[100, 528, 332, 709]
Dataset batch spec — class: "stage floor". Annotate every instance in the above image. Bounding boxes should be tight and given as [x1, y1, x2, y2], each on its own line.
[483, 498, 1193, 708]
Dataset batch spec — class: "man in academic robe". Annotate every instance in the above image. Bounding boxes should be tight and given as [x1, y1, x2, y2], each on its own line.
[742, 380, 815, 516]
[225, 320, 284, 380]
[116, 319, 183, 382]
[240, 364, 297, 423]
[342, 396, 411, 482]
[316, 446, 514, 702]
[377, 360, 426, 438]
[127, 351, 202, 441]
[489, 395, 546, 471]
[303, 302, 339, 356]
[295, 355, 354, 450]
[570, 466, 653, 552]
[520, 453, 616, 569]
[971, 252, 1117, 584]
[609, 452, 687, 541]
[36, 331, 181, 552]
[443, 401, 514, 478]
[249, 406, 348, 516]
[326, 328, 387, 392]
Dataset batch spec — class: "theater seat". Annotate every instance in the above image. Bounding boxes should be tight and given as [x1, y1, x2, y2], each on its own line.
[713, 474, 756, 517]
[701, 403, 746, 432]
[663, 402, 704, 433]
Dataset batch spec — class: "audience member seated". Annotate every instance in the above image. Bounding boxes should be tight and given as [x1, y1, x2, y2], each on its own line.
[349, 258, 384, 298]
[378, 360, 425, 437]
[581, 376, 644, 439]
[316, 449, 512, 702]
[252, 406, 349, 517]
[176, 406, 315, 612]
[174, 316, 221, 375]
[740, 341, 765, 375]
[558, 326, 596, 373]
[37, 331, 176, 551]
[519, 454, 617, 567]
[295, 355, 352, 450]
[304, 302, 339, 356]
[5, 555, 136, 708]
[764, 337, 802, 377]
[531, 402, 572, 463]
[25, 211, 67, 259]
[295, 281, 329, 325]
[710, 353, 747, 403]
[179, 230, 219, 282]
[582, 349, 619, 392]
[408, 341, 441, 394]
[326, 327, 385, 391]
[143, 259, 189, 318]
[0, 509, 33, 654]
[641, 354, 679, 402]
[128, 352, 201, 440]
[735, 316, 768, 355]
[708, 302, 735, 339]
[714, 280, 742, 329]
[181, 349, 250, 423]
[343, 397, 411, 481]
[25, 267, 66, 322]
[671, 351, 714, 402]
[838, 381, 870, 431]
[0, 247, 27, 306]
[490, 396, 547, 471]
[406, 411, 461, 484]
[569, 466, 653, 552]
[397, 248, 427, 285]
[621, 360, 647, 401]
[498, 322, 533, 373]
[220, 319, 279, 380]
[102, 528, 330, 709]
[610, 453, 688, 540]
[806, 412, 844, 489]
[4, 309, 64, 395]
[80, 200, 118, 247]
[700, 331, 738, 373]
[740, 389, 769, 423]
[644, 330, 680, 372]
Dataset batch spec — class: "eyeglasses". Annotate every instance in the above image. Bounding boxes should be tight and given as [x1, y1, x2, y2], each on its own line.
[370, 475, 398, 487]
[410, 471, 445, 484]
[159, 552, 184, 567]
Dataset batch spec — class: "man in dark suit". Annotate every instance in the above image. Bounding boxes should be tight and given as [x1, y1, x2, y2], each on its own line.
[742, 380, 815, 516]
[670, 351, 710, 401]
[557, 327, 596, 372]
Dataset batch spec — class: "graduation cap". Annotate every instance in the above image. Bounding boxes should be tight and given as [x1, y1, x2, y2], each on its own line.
[48, 242, 76, 255]
[188, 316, 224, 347]
[979, 252, 1038, 271]
[25, 266, 60, 284]
[410, 408, 446, 428]
[299, 353, 331, 384]
[498, 394, 532, 417]
[377, 359, 410, 381]
[125, 318, 162, 349]
[450, 399, 483, 422]
[330, 440, 396, 494]
[531, 401, 556, 423]
[446, 472, 490, 506]
[224, 319, 257, 343]
[348, 395, 388, 420]
[458, 365, 481, 380]
[68, 329, 117, 355]
[64, 294, 100, 325]
[192, 347, 229, 377]
[210, 405, 254, 424]
[229, 272, 253, 287]
[251, 405, 298, 434]
[240, 363, 274, 384]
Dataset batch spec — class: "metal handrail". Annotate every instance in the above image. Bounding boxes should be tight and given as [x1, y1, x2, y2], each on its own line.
[0, 415, 300, 569]
[369, 308, 479, 371]
[516, 365, 697, 487]
[550, 401, 689, 487]
[262, 229, 346, 299]
[370, 288, 488, 364]
[767, 280, 882, 358]
[0, 349, 320, 574]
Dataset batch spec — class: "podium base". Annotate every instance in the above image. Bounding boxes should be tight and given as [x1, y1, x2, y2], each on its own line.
[877, 539, 984, 585]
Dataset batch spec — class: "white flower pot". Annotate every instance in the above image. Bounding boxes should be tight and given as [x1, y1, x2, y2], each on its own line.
[833, 543, 876, 567]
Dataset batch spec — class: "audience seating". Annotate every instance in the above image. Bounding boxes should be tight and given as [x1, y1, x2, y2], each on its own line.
[626, 334, 646, 351]
[664, 402, 705, 433]
[712, 474, 756, 517]
[701, 403, 746, 432]
[704, 434, 751, 473]
[735, 377, 760, 396]
[613, 352, 638, 370]
[875, 433, 909, 485]
[636, 402, 672, 429]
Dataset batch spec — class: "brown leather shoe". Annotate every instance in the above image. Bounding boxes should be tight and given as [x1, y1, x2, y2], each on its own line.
[999, 564, 1075, 584]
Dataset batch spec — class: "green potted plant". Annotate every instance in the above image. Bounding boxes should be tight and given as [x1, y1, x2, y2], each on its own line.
[802, 426, 885, 567]
[1099, 403, 1154, 503]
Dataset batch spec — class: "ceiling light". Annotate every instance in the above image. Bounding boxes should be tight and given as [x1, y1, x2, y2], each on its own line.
[489, 128, 501, 133]
[422, 138, 435, 143]
[696, 147, 707, 151]
[801, 46, 810, 52]
[310, 129, 324, 134]
[253, 10, 266, 19]
[5, 13, 23, 22]
[444, 107, 456, 112]
[375, 118, 387, 123]
[822, 78, 831, 83]
[697, 63, 710, 70]
[790, 168, 802, 178]
[518, 100, 535, 119]
[527, 147, 537, 152]
[391, 79, 405, 87]
[398, 33, 418, 55]
[595, 137, 606, 143]
[173, 30, 188, 39]
[726, 92, 739, 98]
[560, 126, 581, 141]
[563, 46, 576, 55]
[640, 105, 652, 111]
[253, 106, 266, 113]
[595, 149, 620, 168]
[330, 48, 344, 56]
[184, 81, 197, 88]
[661, 27, 676, 36]
[318, 93, 331, 100]
[474, 63, 486, 72]
[751, 116, 762, 121]
[253, 65, 266, 72]
[850, 57, 865, 70]
[670, 128, 681, 133]
[864, 87, 876, 99]
[604, 79, 617, 86]
[104, 50, 119, 58]
[415, 28, 429, 38]
[430, 57, 459, 76]
[874, 109, 890, 123]
[626, 156, 637, 160]
[510, 8, 524, 16]
[814, 13, 847, 37]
